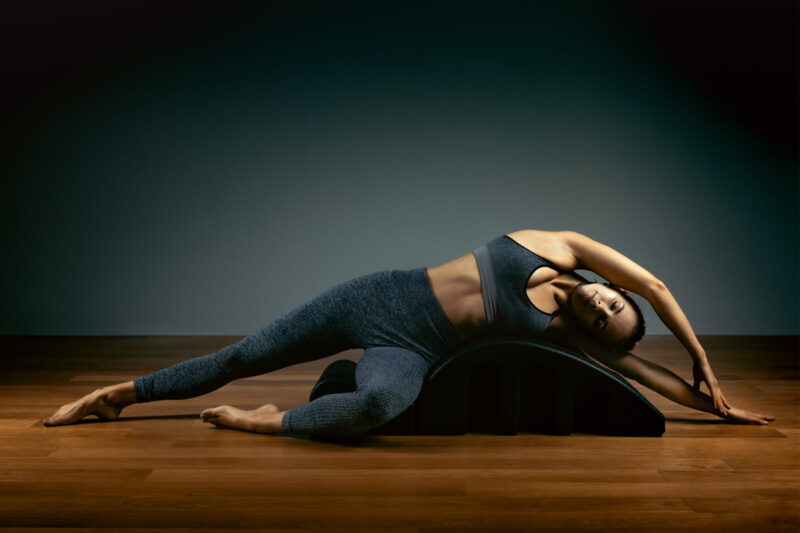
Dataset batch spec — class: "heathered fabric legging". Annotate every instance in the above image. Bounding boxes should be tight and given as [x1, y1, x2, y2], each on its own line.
[133, 267, 461, 437]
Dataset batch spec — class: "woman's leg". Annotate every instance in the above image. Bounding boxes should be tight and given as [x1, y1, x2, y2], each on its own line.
[133, 285, 359, 404]
[200, 345, 431, 437]
[44, 276, 366, 426]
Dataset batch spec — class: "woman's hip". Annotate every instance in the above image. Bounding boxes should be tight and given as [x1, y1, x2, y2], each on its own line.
[304, 267, 461, 365]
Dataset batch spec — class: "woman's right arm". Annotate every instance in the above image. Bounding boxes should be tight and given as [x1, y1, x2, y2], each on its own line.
[605, 350, 775, 425]
[560, 230, 730, 415]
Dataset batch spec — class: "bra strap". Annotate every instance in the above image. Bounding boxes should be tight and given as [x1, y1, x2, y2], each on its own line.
[472, 244, 498, 326]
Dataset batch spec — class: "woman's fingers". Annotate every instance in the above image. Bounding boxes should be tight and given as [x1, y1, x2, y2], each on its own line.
[723, 405, 776, 425]
[722, 394, 733, 409]
[710, 386, 728, 416]
[693, 360, 735, 417]
[703, 368, 728, 415]
[717, 393, 727, 414]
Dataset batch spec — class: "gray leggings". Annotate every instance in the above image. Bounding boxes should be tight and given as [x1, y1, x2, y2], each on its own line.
[133, 267, 461, 437]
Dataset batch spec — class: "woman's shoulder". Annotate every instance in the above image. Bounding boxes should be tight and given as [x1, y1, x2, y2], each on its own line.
[504, 229, 580, 271]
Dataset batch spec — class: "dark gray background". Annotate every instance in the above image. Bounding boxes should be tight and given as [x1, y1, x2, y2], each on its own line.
[2, 1, 797, 336]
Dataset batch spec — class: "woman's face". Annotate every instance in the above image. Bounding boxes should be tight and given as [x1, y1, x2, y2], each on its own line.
[570, 283, 638, 345]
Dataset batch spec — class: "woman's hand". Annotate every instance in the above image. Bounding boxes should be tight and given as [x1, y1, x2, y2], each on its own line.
[722, 406, 776, 425]
[692, 358, 732, 416]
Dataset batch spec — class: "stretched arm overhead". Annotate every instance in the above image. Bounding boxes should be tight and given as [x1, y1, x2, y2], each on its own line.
[560, 230, 731, 416]
[562, 231, 701, 357]
[593, 348, 775, 425]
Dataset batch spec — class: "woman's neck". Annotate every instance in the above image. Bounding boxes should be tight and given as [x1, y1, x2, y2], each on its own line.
[551, 272, 590, 314]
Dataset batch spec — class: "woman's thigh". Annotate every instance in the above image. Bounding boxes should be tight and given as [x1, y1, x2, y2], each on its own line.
[219, 270, 396, 373]
[228, 267, 455, 375]
[353, 345, 431, 422]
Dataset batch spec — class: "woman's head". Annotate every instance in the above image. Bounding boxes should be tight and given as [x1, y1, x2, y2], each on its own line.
[566, 280, 646, 354]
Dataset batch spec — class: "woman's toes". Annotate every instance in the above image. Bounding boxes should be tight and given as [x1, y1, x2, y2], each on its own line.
[44, 400, 86, 426]
[201, 406, 228, 423]
[45, 407, 71, 425]
[43, 410, 61, 426]
[201, 406, 226, 419]
[200, 405, 256, 431]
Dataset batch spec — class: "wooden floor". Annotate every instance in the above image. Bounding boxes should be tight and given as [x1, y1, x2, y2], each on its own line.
[0, 335, 797, 532]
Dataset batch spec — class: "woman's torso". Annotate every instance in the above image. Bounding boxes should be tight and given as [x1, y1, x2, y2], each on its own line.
[425, 230, 582, 345]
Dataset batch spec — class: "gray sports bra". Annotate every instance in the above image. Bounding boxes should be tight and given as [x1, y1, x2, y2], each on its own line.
[473, 235, 562, 335]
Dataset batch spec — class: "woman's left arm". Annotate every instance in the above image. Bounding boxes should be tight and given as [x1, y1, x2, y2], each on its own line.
[563, 231, 705, 358]
[562, 231, 732, 415]
[647, 282, 706, 361]
[647, 283, 733, 415]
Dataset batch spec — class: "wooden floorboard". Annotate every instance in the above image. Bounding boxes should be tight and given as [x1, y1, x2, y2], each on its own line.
[0, 335, 797, 531]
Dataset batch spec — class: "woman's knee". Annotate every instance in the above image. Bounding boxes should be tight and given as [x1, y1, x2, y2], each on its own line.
[208, 344, 244, 374]
[319, 388, 407, 436]
[283, 386, 418, 438]
[361, 386, 416, 428]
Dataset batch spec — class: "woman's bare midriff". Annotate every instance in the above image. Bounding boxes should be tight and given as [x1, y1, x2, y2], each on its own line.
[425, 242, 573, 345]
[425, 252, 488, 344]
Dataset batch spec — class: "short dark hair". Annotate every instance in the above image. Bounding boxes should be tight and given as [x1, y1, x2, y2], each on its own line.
[600, 282, 646, 354]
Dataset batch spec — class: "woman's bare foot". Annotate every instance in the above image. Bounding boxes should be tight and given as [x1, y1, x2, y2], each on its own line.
[44, 389, 121, 426]
[200, 403, 284, 433]
[44, 381, 136, 426]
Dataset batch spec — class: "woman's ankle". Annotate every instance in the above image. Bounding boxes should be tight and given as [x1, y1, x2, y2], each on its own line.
[101, 381, 138, 407]
[251, 411, 286, 433]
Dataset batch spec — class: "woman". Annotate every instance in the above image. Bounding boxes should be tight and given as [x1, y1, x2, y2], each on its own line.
[43, 229, 775, 435]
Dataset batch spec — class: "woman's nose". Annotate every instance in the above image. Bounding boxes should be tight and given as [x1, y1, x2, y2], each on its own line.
[590, 297, 607, 314]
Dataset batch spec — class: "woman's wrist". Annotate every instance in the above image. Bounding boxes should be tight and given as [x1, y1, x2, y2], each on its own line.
[687, 387, 723, 416]
[690, 349, 707, 363]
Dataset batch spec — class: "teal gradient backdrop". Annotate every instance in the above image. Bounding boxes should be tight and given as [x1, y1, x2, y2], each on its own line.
[1, 1, 797, 335]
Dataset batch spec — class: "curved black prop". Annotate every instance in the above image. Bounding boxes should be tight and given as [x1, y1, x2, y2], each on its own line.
[309, 337, 665, 437]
